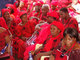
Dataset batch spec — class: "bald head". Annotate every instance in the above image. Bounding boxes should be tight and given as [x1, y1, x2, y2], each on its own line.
[42, 4, 49, 16]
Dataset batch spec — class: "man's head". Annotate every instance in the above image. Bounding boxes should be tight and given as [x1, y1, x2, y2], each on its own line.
[42, 4, 49, 16]
[2, 9, 10, 20]
[59, 7, 69, 19]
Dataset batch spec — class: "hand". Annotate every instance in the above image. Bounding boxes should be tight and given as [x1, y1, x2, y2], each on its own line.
[31, 50, 35, 55]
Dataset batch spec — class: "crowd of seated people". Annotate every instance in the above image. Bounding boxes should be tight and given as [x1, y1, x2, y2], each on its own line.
[0, 0, 80, 60]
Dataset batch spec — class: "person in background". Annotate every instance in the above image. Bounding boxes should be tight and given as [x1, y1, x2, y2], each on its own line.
[59, 7, 79, 31]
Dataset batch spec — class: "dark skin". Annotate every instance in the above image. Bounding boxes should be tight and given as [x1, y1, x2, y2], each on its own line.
[47, 16, 56, 24]
[33, 25, 60, 60]
[59, 11, 70, 20]
[0, 27, 11, 54]
[51, 5, 56, 11]
[3, 11, 13, 29]
[42, 6, 49, 16]
[19, 14, 28, 41]
[49, 34, 80, 60]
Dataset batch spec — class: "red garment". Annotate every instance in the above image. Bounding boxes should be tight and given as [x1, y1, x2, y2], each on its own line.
[6, 4, 19, 17]
[0, 30, 9, 51]
[12, 37, 27, 59]
[60, 17, 79, 31]
[41, 34, 62, 52]
[35, 3, 42, 6]
[57, 0, 72, 9]
[19, 11, 27, 17]
[51, 1, 58, 7]
[47, 11, 59, 20]
[15, 20, 35, 38]
[24, 21, 64, 60]
[0, 17, 8, 29]
[1, 9, 10, 16]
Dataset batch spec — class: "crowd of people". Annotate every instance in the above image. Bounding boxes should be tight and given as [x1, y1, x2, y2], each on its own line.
[0, 0, 80, 60]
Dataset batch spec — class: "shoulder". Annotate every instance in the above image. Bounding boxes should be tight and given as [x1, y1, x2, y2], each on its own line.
[70, 17, 77, 22]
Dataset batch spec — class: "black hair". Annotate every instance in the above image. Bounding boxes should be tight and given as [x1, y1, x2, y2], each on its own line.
[11, 9, 14, 14]
[60, 7, 68, 13]
[20, 13, 27, 19]
[63, 27, 79, 41]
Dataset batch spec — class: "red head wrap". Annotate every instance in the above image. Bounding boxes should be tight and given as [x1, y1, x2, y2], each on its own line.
[2, 9, 10, 16]
[19, 11, 27, 17]
[35, 3, 42, 6]
[51, 21, 64, 31]
[6, 4, 15, 10]
[47, 11, 59, 20]
[51, 1, 58, 6]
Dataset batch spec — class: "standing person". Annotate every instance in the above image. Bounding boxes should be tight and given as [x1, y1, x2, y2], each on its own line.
[59, 7, 79, 31]
[49, 27, 80, 60]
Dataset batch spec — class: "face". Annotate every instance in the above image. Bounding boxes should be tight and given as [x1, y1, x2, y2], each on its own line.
[21, 14, 27, 22]
[59, 11, 66, 19]
[47, 16, 55, 24]
[50, 25, 60, 37]
[63, 34, 76, 48]
[42, 6, 49, 16]
[3, 11, 10, 20]
[51, 5, 56, 10]
[35, 6, 40, 12]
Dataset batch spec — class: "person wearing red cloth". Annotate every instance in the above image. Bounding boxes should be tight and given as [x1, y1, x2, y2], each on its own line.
[59, 7, 79, 31]
[40, 4, 49, 21]
[49, 27, 80, 60]
[50, 1, 58, 12]
[33, 21, 64, 60]
[13, 11, 35, 59]
[23, 11, 59, 60]
[29, 2, 42, 19]
[6, 4, 20, 18]
[0, 27, 14, 60]
[1, 8, 19, 35]
[57, 0, 72, 9]
[15, 11, 35, 39]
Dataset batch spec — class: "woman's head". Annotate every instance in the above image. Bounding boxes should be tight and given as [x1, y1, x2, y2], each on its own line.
[20, 11, 27, 22]
[2, 9, 10, 20]
[50, 21, 64, 37]
[63, 27, 79, 47]
[6, 4, 15, 14]
[50, 25, 60, 37]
